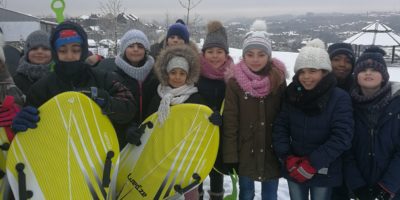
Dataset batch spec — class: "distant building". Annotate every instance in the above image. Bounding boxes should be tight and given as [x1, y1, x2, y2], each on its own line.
[0, 7, 57, 43]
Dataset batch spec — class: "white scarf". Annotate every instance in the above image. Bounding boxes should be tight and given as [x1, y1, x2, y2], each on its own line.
[157, 84, 198, 125]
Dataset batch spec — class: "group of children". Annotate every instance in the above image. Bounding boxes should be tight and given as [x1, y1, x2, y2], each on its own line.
[0, 17, 398, 200]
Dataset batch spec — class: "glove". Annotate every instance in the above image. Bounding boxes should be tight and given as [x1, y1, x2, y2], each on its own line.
[0, 105, 20, 127]
[11, 106, 40, 133]
[224, 162, 239, 174]
[374, 184, 394, 200]
[208, 111, 222, 126]
[289, 158, 316, 183]
[126, 124, 145, 146]
[77, 87, 109, 108]
[0, 95, 21, 127]
[353, 185, 374, 200]
[285, 155, 303, 173]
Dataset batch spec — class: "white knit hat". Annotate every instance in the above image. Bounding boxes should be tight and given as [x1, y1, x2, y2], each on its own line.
[0, 31, 5, 63]
[294, 39, 331, 73]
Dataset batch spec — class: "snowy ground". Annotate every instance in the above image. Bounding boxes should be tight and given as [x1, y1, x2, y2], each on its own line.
[197, 48, 400, 200]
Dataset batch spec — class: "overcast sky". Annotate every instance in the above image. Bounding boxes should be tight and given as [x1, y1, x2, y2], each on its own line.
[5, 0, 400, 22]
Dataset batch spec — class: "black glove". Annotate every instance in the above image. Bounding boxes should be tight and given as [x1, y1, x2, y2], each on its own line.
[126, 124, 145, 146]
[353, 185, 374, 200]
[12, 106, 40, 133]
[372, 185, 393, 200]
[208, 111, 222, 126]
[224, 162, 239, 175]
[77, 87, 109, 108]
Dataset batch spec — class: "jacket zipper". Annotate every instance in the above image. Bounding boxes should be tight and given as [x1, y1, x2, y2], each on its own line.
[368, 129, 375, 157]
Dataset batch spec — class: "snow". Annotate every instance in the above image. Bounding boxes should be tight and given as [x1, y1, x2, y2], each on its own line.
[199, 47, 400, 200]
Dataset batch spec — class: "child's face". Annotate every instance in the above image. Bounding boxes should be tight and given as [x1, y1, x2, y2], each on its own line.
[204, 47, 228, 69]
[28, 46, 52, 65]
[357, 68, 383, 92]
[298, 68, 325, 90]
[331, 54, 352, 80]
[168, 68, 188, 88]
[57, 43, 82, 62]
[167, 35, 185, 46]
[125, 43, 146, 65]
[243, 48, 268, 72]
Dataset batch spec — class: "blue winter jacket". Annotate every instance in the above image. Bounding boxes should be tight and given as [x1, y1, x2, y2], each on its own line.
[273, 87, 354, 187]
[344, 83, 400, 196]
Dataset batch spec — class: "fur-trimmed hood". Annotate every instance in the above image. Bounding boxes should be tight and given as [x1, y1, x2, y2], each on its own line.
[154, 44, 200, 86]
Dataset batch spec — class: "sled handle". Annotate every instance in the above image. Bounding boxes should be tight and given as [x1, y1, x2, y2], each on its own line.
[0, 142, 9, 150]
[174, 173, 201, 194]
[102, 151, 114, 188]
[51, 0, 65, 23]
[16, 163, 33, 200]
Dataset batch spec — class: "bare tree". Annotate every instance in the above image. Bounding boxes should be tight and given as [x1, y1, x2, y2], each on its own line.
[99, 0, 125, 56]
[178, 0, 203, 26]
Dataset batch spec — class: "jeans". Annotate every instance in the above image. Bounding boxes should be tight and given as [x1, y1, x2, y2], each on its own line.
[239, 175, 279, 200]
[287, 180, 332, 200]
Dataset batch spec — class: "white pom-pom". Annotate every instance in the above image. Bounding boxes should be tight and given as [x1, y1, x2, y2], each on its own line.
[250, 19, 267, 32]
[306, 38, 325, 49]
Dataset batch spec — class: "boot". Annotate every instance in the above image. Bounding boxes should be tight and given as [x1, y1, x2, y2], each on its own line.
[208, 190, 225, 200]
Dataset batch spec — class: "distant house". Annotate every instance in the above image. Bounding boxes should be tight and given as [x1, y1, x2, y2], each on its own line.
[0, 7, 57, 43]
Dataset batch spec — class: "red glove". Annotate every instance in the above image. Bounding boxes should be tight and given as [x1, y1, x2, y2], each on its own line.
[286, 155, 303, 173]
[0, 96, 20, 127]
[289, 158, 316, 183]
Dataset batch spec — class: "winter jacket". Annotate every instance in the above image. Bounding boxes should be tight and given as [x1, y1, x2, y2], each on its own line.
[26, 68, 136, 126]
[26, 21, 136, 147]
[111, 58, 158, 147]
[273, 84, 353, 187]
[344, 82, 400, 197]
[223, 77, 286, 181]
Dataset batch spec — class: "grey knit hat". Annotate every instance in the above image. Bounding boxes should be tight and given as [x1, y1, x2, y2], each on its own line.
[242, 20, 271, 57]
[119, 29, 150, 56]
[24, 30, 51, 58]
[167, 56, 189, 73]
[202, 21, 228, 53]
[294, 39, 332, 73]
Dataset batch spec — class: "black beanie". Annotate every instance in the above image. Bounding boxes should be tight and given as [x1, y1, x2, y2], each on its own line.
[327, 43, 355, 66]
[354, 46, 389, 84]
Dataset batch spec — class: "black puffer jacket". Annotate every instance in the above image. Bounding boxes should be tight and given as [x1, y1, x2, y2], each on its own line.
[26, 21, 136, 146]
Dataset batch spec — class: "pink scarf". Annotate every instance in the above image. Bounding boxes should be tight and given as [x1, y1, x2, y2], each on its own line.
[233, 58, 286, 98]
[200, 55, 234, 82]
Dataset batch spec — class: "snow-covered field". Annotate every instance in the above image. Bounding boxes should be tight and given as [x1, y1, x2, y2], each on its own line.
[199, 47, 400, 200]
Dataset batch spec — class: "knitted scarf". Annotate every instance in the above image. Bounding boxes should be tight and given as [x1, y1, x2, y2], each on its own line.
[200, 55, 233, 81]
[16, 56, 51, 81]
[285, 73, 337, 116]
[157, 84, 198, 125]
[115, 55, 155, 82]
[351, 83, 391, 127]
[234, 60, 282, 98]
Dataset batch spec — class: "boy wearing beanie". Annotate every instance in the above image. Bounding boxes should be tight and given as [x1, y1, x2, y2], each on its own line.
[14, 30, 52, 95]
[223, 19, 287, 200]
[273, 39, 353, 200]
[166, 21, 190, 46]
[198, 20, 234, 200]
[346, 46, 400, 200]
[12, 21, 136, 146]
[328, 43, 355, 92]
